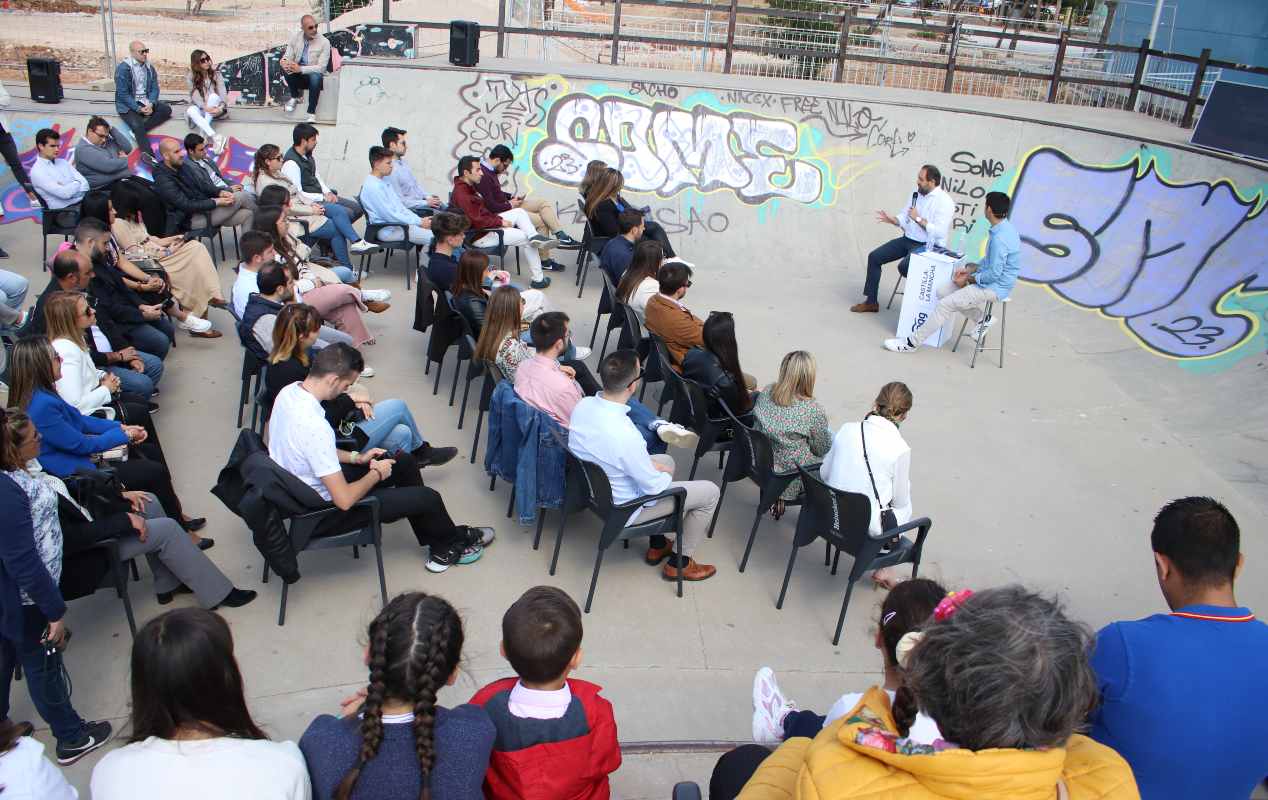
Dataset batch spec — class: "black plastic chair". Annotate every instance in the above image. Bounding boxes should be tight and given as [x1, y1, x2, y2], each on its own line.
[574, 199, 612, 298]
[455, 333, 484, 424]
[621, 311, 664, 404]
[590, 268, 625, 356]
[237, 349, 265, 428]
[672, 783, 702, 800]
[468, 362, 505, 464]
[777, 467, 932, 645]
[549, 441, 688, 612]
[725, 413, 816, 572]
[357, 194, 414, 288]
[260, 496, 387, 626]
[440, 291, 477, 408]
[651, 338, 731, 478]
[34, 191, 80, 270]
[64, 536, 137, 637]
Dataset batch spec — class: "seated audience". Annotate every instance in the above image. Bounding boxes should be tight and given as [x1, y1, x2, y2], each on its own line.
[263, 304, 456, 465]
[252, 144, 371, 266]
[598, 209, 643, 287]
[584, 166, 676, 258]
[480, 144, 575, 264]
[360, 145, 433, 246]
[381, 126, 443, 214]
[474, 285, 541, 382]
[283, 123, 364, 223]
[513, 311, 602, 424]
[301, 592, 495, 799]
[426, 211, 467, 291]
[255, 184, 357, 284]
[452, 250, 547, 342]
[152, 139, 251, 235]
[267, 343, 492, 573]
[714, 587, 1138, 800]
[230, 229, 278, 317]
[469, 586, 620, 800]
[30, 128, 89, 210]
[577, 159, 608, 200]
[0, 408, 113, 768]
[2, 409, 253, 611]
[749, 579, 946, 746]
[186, 50, 229, 151]
[452, 155, 551, 289]
[0, 718, 77, 799]
[643, 261, 701, 370]
[184, 133, 253, 211]
[615, 240, 663, 325]
[9, 337, 209, 547]
[73, 115, 133, 189]
[280, 15, 329, 120]
[45, 290, 138, 415]
[820, 381, 914, 590]
[238, 262, 296, 362]
[1089, 497, 1268, 800]
[113, 40, 171, 162]
[0, 268, 27, 332]
[110, 180, 226, 319]
[90, 608, 310, 799]
[568, 349, 718, 582]
[681, 311, 756, 420]
[751, 351, 832, 515]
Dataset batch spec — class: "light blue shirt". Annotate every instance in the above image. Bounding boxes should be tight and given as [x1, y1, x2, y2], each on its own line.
[974, 217, 1021, 300]
[568, 395, 669, 508]
[386, 157, 431, 209]
[360, 173, 421, 227]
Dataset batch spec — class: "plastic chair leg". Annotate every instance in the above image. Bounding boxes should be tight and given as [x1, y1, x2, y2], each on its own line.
[432, 353, 444, 394]
[775, 538, 801, 609]
[583, 547, 607, 613]
[129, 560, 140, 581]
[278, 580, 288, 626]
[448, 359, 462, 406]
[458, 374, 474, 429]
[833, 577, 859, 646]
[599, 325, 615, 360]
[549, 509, 568, 575]
[469, 407, 485, 464]
[261, 558, 270, 583]
[532, 508, 547, 550]
[707, 473, 729, 538]
[506, 486, 515, 518]
[589, 310, 602, 348]
[374, 543, 388, 607]
[739, 509, 763, 573]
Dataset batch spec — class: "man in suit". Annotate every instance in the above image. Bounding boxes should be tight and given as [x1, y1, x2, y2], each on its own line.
[152, 139, 250, 234]
[643, 261, 702, 372]
[183, 134, 255, 214]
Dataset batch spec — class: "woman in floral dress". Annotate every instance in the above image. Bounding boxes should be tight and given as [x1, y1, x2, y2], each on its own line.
[752, 350, 833, 518]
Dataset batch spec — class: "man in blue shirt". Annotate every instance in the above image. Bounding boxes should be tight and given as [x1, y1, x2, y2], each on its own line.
[1089, 497, 1267, 800]
[381, 127, 442, 216]
[885, 191, 1020, 354]
[360, 146, 433, 247]
[598, 209, 643, 287]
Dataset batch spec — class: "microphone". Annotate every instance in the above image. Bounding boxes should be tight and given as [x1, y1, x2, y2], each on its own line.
[910, 190, 918, 208]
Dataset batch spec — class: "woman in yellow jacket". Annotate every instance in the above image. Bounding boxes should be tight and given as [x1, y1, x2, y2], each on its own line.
[724, 586, 1140, 800]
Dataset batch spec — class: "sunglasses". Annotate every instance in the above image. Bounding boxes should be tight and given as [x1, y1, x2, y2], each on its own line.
[139, 48, 150, 54]
[304, 24, 317, 30]
[199, 56, 212, 63]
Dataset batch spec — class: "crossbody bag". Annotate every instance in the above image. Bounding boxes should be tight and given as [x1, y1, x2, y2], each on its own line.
[860, 413, 899, 535]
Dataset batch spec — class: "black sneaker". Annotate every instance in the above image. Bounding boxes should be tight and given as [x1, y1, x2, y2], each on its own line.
[554, 230, 579, 247]
[426, 539, 482, 573]
[461, 525, 496, 548]
[413, 444, 458, 467]
[541, 259, 567, 272]
[530, 277, 552, 289]
[0, 246, 9, 259]
[57, 720, 114, 765]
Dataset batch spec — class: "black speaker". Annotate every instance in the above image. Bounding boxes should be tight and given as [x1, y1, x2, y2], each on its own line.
[449, 20, 479, 67]
[27, 58, 63, 104]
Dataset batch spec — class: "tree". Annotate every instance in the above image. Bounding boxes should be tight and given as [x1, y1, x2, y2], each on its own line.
[764, 0, 841, 80]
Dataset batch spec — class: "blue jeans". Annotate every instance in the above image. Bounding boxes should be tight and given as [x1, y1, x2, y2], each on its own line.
[309, 203, 361, 266]
[127, 320, 174, 359]
[356, 398, 425, 453]
[627, 397, 667, 455]
[331, 265, 355, 283]
[284, 71, 323, 114]
[0, 605, 88, 744]
[109, 350, 164, 396]
[0, 269, 29, 328]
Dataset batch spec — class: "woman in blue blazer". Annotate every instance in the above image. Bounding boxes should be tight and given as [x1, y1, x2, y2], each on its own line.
[8, 338, 210, 548]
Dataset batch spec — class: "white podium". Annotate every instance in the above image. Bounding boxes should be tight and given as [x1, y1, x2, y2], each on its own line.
[894, 249, 966, 348]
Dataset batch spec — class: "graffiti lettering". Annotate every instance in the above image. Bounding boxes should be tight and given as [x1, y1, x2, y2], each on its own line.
[803, 100, 917, 158]
[652, 206, 731, 237]
[453, 76, 551, 158]
[719, 90, 778, 108]
[630, 81, 678, 99]
[950, 150, 1006, 178]
[1012, 147, 1268, 360]
[779, 95, 820, 115]
[532, 93, 824, 205]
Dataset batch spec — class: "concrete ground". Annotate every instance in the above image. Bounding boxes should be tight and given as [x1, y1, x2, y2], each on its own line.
[1, 103, 1265, 799]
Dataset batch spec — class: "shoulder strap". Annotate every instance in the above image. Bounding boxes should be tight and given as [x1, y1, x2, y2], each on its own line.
[859, 414, 888, 509]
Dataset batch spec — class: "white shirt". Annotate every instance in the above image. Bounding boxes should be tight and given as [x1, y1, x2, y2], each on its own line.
[820, 415, 912, 536]
[568, 395, 669, 511]
[268, 382, 340, 501]
[629, 277, 659, 325]
[508, 680, 573, 721]
[232, 265, 258, 317]
[896, 186, 954, 247]
[280, 159, 330, 205]
[52, 338, 113, 414]
[825, 689, 941, 745]
[0, 736, 78, 800]
[30, 157, 90, 209]
[91, 736, 310, 800]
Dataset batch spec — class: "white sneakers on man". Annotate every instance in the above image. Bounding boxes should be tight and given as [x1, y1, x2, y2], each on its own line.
[177, 315, 213, 334]
[360, 365, 375, 378]
[284, 98, 297, 113]
[971, 315, 996, 342]
[212, 134, 227, 153]
[653, 422, 700, 450]
[572, 345, 592, 360]
[883, 337, 917, 353]
[360, 289, 392, 303]
[350, 240, 379, 254]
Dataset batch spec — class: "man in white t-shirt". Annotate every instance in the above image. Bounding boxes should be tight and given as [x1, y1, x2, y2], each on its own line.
[267, 343, 494, 573]
[231, 231, 276, 318]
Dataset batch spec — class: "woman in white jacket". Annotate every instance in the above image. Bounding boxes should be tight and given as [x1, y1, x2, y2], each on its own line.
[45, 291, 118, 416]
[820, 381, 913, 589]
[186, 50, 229, 152]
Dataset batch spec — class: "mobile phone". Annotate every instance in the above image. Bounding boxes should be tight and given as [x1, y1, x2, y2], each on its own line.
[161, 297, 175, 310]
[390, 449, 406, 460]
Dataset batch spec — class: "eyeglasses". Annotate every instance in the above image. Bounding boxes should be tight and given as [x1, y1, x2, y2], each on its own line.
[303, 24, 317, 30]
[626, 368, 645, 388]
[686, 280, 693, 288]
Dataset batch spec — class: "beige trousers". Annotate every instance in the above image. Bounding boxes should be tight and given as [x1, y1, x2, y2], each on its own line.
[911, 281, 998, 346]
[519, 195, 561, 235]
[635, 454, 720, 559]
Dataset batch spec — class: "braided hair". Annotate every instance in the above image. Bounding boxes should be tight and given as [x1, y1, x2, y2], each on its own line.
[334, 593, 464, 800]
[878, 578, 945, 736]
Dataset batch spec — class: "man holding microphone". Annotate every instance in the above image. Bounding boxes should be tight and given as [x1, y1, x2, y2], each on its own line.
[851, 164, 954, 313]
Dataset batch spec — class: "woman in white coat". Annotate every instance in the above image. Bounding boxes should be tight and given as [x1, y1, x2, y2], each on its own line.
[819, 381, 913, 589]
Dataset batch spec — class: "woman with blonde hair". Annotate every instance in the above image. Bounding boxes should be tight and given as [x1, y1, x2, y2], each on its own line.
[820, 381, 914, 589]
[583, 167, 677, 257]
[186, 49, 228, 151]
[751, 351, 833, 518]
[44, 291, 118, 416]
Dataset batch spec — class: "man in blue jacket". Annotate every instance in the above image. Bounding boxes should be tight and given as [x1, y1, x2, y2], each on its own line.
[114, 40, 171, 163]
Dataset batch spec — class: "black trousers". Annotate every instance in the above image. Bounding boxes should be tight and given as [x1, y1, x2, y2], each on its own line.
[114, 455, 184, 523]
[314, 453, 461, 551]
[114, 176, 168, 236]
[709, 745, 772, 800]
[641, 219, 675, 258]
[120, 102, 172, 158]
[0, 122, 31, 190]
[561, 359, 601, 396]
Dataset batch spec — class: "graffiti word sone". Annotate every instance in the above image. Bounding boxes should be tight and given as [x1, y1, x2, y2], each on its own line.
[1012, 147, 1268, 360]
[454, 76, 550, 159]
[532, 94, 824, 204]
[950, 150, 1006, 178]
[945, 150, 1006, 233]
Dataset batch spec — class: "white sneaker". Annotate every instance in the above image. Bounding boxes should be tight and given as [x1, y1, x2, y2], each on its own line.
[284, 98, 296, 113]
[360, 365, 375, 378]
[361, 288, 392, 303]
[350, 240, 379, 253]
[971, 315, 996, 342]
[572, 345, 592, 360]
[883, 337, 916, 353]
[177, 315, 212, 333]
[527, 234, 555, 250]
[752, 667, 795, 744]
[654, 422, 700, 451]
[305, 114, 317, 123]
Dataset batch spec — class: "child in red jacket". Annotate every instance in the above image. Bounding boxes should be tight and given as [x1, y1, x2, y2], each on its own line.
[469, 586, 621, 800]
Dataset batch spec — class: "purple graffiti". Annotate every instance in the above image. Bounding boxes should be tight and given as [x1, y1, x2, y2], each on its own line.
[1012, 147, 1268, 359]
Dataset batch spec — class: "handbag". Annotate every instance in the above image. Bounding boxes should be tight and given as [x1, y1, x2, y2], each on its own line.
[860, 414, 899, 534]
[65, 467, 132, 520]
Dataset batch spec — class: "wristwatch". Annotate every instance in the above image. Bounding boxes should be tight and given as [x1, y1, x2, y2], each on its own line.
[350, 450, 360, 464]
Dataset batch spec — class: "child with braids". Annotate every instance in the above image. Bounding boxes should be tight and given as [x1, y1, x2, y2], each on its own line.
[299, 592, 495, 800]
[469, 586, 621, 800]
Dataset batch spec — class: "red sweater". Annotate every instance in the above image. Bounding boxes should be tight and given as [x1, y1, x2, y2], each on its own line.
[469, 677, 622, 800]
[451, 177, 504, 230]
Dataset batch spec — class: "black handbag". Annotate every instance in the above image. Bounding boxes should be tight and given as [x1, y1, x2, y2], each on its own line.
[65, 467, 131, 520]
[860, 414, 899, 534]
